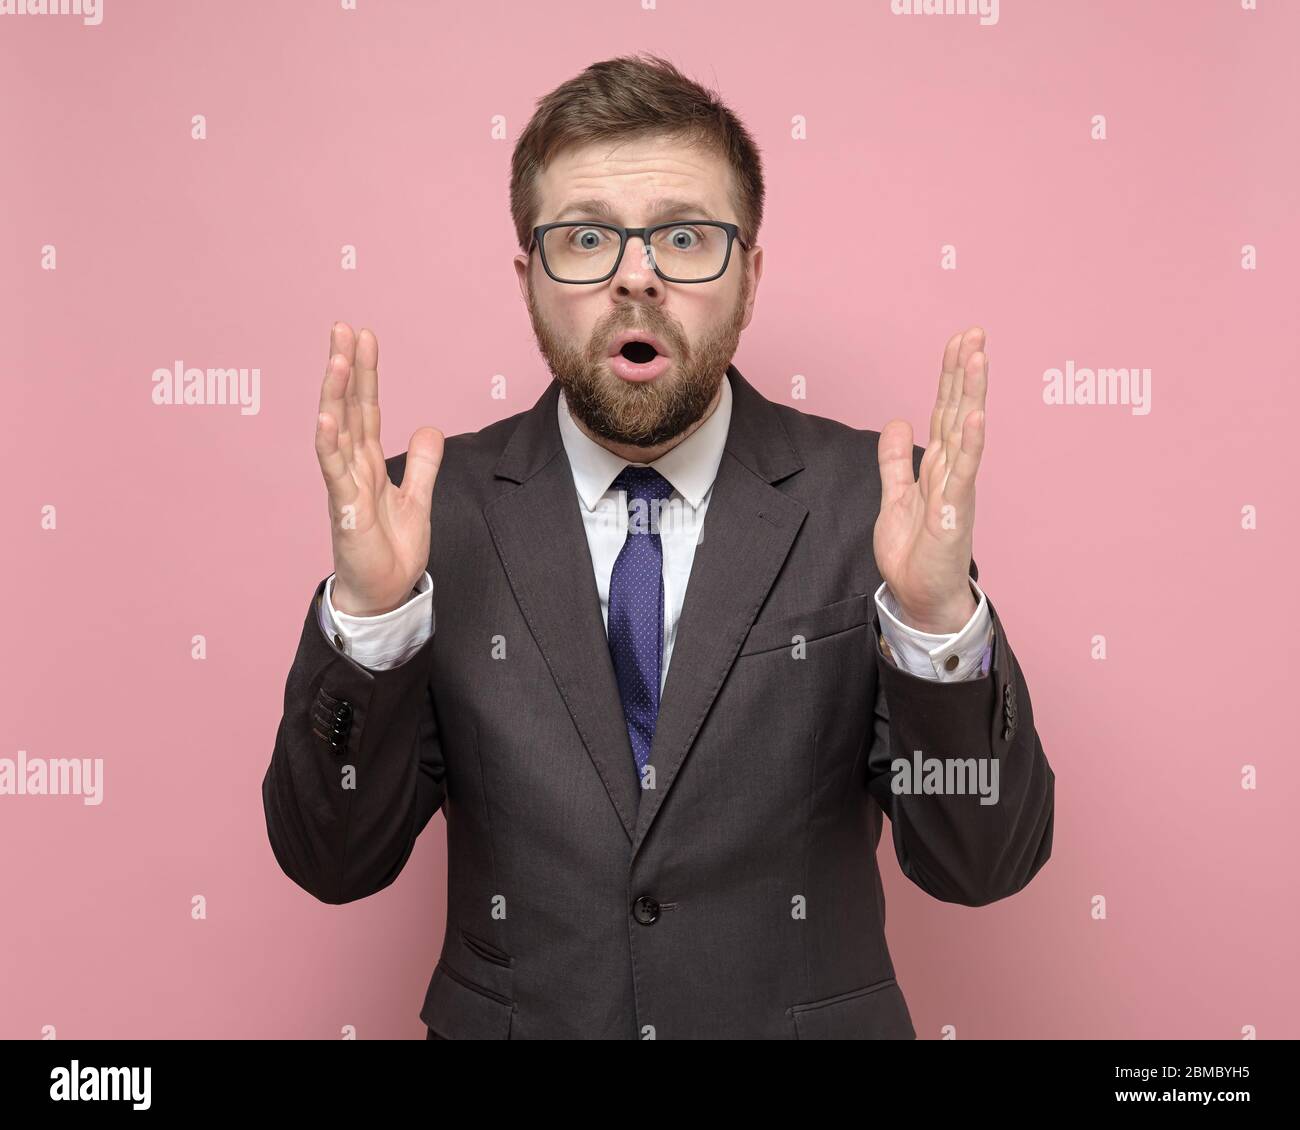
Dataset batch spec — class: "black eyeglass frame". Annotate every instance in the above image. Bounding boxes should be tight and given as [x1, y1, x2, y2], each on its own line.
[528, 220, 749, 284]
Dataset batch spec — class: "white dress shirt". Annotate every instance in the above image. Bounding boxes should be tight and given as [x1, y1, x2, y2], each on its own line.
[319, 375, 994, 681]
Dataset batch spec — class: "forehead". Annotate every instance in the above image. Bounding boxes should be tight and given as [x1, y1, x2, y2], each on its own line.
[534, 134, 735, 223]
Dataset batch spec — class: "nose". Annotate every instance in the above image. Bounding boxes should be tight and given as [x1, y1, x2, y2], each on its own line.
[610, 235, 665, 305]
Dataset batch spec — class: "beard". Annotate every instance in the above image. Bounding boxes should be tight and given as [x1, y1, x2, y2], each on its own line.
[526, 272, 747, 448]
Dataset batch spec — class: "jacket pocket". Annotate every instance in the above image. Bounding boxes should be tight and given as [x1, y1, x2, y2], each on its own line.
[420, 959, 516, 1039]
[460, 927, 513, 968]
[788, 977, 916, 1040]
[738, 593, 873, 657]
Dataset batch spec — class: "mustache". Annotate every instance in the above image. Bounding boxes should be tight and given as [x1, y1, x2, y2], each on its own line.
[593, 315, 684, 358]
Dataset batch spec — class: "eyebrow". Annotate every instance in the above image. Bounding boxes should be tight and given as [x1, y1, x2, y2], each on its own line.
[550, 197, 720, 224]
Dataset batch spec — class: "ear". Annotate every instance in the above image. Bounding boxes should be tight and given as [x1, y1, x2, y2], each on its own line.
[739, 244, 763, 331]
[513, 252, 531, 303]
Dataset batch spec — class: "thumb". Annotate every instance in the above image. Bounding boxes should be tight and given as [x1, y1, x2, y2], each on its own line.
[400, 426, 444, 511]
[877, 418, 915, 506]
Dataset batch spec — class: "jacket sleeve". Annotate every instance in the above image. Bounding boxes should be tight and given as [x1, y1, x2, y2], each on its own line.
[864, 553, 1055, 907]
[261, 574, 446, 904]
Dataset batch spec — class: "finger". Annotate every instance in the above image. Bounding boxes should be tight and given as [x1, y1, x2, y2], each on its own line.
[334, 322, 365, 462]
[318, 328, 356, 467]
[947, 348, 988, 463]
[941, 408, 984, 520]
[929, 330, 963, 449]
[877, 418, 916, 507]
[955, 343, 989, 426]
[317, 323, 345, 422]
[943, 331, 987, 469]
[315, 409, 359, 509]
[400, 426, 445, 512]
[323, 348, 355, 468]
[941, 326, 984, 449]
[354, 328, 381, 450]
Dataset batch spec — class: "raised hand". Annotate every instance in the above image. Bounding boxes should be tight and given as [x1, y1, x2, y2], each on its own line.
[873, 326, 987, 634]
[315, 322, 444, 616]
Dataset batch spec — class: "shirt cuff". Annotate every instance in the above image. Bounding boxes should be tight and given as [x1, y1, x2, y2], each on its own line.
[873, 577, 993, 681]
[320, 571, 435, 670]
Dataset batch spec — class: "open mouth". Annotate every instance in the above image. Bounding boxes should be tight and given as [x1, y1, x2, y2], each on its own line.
[608, 336, 673, 381]
[619, 340, 660, 364]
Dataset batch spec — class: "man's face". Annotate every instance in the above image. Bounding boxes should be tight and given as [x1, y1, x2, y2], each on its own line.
[514, 134, 762, 449]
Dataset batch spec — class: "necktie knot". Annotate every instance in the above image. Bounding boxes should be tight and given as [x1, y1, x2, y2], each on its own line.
[613, 465, 674, 503]
[613, 466, 675, 537]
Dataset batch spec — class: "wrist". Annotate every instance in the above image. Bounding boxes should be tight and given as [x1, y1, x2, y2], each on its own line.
[893, 587, 977, 634]
[332, 580, 415, 618]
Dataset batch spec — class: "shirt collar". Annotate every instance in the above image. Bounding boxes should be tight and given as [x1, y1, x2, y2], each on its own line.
[557, 372, 732, 512]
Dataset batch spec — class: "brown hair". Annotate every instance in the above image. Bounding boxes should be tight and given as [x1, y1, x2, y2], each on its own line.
[509, 52, 765, 254]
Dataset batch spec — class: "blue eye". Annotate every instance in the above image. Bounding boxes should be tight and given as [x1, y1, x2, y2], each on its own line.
[570, 228, 610, 251]
[651, 226, 711, 254]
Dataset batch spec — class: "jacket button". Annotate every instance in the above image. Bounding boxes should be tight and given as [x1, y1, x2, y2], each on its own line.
[334, 703, 353, 723]
[632, 896, 660, 925]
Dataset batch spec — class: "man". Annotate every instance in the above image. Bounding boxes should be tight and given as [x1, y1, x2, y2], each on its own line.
[262, 53, 1053, 1040]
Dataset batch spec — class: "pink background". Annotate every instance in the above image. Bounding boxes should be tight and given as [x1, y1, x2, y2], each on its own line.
[4, 0, 1297, 1039]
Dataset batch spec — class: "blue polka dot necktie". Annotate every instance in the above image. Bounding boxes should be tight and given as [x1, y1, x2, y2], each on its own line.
[607, 465, 676, 785]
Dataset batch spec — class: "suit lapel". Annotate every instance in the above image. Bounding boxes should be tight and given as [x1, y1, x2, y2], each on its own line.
[631, 367, 806, 855]
[482, 366, 807, 852]
[483, 379, 642, 841]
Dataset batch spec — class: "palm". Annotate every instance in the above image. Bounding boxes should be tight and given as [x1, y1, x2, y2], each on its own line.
[315, 323, 444, 614]
[873, 327, 988, 626]
[334, 440, 431, 603]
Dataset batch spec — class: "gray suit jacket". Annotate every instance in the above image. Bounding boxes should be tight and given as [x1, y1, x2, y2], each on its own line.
[262, 363, 1054, 1039]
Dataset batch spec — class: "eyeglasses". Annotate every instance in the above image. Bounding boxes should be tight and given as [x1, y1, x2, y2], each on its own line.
[528, 220, 749, 284]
